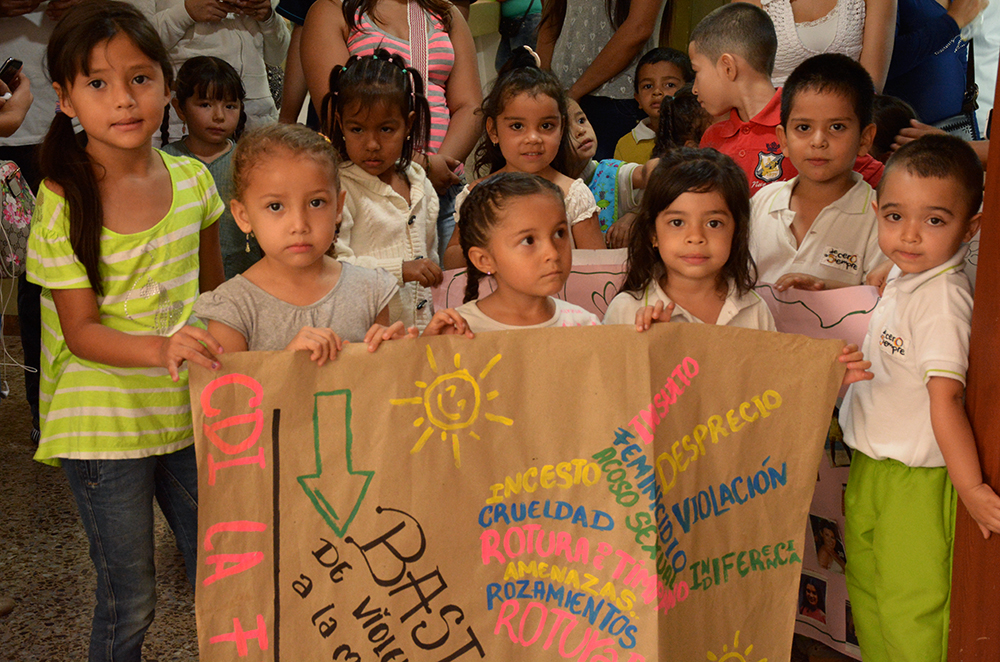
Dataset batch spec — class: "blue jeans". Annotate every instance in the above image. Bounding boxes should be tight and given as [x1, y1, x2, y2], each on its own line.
[437, 182, 463, 265]
[495, 12, 542, 72]
[63, 445, 199, 662]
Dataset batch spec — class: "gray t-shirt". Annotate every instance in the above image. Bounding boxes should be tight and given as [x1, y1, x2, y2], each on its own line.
[193, 262, 398, 350]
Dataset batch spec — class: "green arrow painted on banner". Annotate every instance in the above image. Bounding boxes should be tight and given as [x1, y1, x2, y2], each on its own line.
[297, 390, 373, 537]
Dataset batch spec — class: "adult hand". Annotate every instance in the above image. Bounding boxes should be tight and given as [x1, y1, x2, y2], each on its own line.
[45, 0, 81, 21]
[185, 0, 230, 23]
[0, 74, 33, 138]
[947, 0, 989, 29]
[426, 153, 462, 193]
[891, 119, 947, 152]
[231, 0, 272, 21]
[0, 0, 41, 17]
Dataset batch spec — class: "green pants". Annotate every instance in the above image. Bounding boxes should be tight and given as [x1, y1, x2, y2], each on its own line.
[844, 451, 957, 662]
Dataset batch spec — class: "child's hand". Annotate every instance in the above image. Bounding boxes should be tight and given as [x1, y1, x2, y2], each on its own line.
[158, 325, 223, 382]
[422, 309, 474, 338]
[605, 212, 636, 249]
[402, 258, 444, 287]
[839, 343, 873, 386]
[363, 321, 418, 352]
[958, 483, 1000, 539]
[285, 327, 344, 366]
[865, 260, 893, 295]
[775, 273, 826, 292]
[635, 301, 675, 331]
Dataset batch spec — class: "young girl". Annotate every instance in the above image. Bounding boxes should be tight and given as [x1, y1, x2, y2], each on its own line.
[651, 84, 713, 156]
[603, 147, 777, 330]
[161, 56, 259, 279]
[322, 50, 441, 331]
[194, 123, 411, 364]
[441, 48, 604, 268]
[426, 172, 600, 334]
[26, 3, 225, 658]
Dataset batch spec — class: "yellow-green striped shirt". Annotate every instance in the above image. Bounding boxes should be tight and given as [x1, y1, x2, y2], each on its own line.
[26, 151, 224, 466]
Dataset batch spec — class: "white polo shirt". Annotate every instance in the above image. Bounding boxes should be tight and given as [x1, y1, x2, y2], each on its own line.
[602, 278, 776, 331]
[455, 298, 600, 333]
[840, 250, 973, 468]
[750, 173, 883, 285]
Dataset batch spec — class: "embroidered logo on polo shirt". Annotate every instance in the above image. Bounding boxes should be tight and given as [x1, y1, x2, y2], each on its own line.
[879, 329, 906, 357]
[755, 142, 785, 183]
[821, 247, 861, 273]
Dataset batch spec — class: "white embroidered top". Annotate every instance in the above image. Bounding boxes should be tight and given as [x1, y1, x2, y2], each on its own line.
[764, 0, 866, 87]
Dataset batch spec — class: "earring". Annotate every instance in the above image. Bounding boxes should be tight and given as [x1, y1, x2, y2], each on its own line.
[245, 232, 253, 253]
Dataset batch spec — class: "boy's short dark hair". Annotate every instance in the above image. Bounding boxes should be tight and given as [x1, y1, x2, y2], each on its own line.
[871, 95, 918, 163]
[634, 47, 694, 93]
[879, 134, 984, 217]
[689, 3, 777, 77]
[780, 54, 875, 128]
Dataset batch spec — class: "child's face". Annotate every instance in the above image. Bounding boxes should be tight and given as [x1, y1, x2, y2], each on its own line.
[54, 34, 170, 156]
[338, 100, 413, 182]
[776, 89, 873, 187]
[635, 60, 686, 120]
[654, 189, 734, 287]
[177, 93, 241, 146]
[875, 169, 981, 275]
[567, 99, 597, 163]
[688, 42, 731, 119]
[471, 192, 572, 299]
[231, 149, 344, 272]
[486, 92, 563, 175]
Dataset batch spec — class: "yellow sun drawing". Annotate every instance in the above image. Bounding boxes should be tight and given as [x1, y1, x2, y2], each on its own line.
[390, 346, 512, 468]
[706, 631, 767, 662]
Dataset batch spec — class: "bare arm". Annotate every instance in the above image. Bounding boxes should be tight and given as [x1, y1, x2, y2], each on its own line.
[928, 376, 1000, 538]
[535, 0, 563, 69]
[438, 6, 483, 165]
[565, 0, 660, 100]
[859, 0, 896, 92]
[572, 213, 606, 249]
[207, 319, 250, 354]
[301, 0, 351, 116]
[0, 75, 32, 138]
[280, 25, 309, 123]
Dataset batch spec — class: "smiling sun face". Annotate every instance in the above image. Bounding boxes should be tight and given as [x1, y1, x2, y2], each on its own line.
[391, 345, 512, 468]
[707, 631, 767, 662]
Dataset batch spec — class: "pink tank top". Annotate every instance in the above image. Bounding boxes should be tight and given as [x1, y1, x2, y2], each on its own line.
[347, 11, 454, 153]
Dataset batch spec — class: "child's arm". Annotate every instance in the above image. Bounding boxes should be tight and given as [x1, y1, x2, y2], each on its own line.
[52, 288, 221, 381]
[206, 319, 249, 354]
[422, 309, 475, 338]
[928, 376, 1000, 539]
[442, 225, 465, 270]
[572, 213, 605, 250]
[774, 273, 856, 292]
[199, 224, 225, 293]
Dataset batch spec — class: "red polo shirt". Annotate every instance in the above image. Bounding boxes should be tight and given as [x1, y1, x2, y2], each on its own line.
[700, 88, 884, 195]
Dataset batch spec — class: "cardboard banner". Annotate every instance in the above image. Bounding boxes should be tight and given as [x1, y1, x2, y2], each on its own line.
[190, 323, 845, 661]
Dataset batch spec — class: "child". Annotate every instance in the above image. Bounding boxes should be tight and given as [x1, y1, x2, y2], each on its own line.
[161, 56, 258, 279]
[689, 3, 884, 195]
[26, 3, 225, 658]
[651, 84, 713, 155]
[194, 123, 410, 364]
[426, 172, 600, 333]
[322, 50, 441, 331]
[750, 54, 884, 290]
[441, 47, 604, 268]
[839, 134, 1000, 662]
[603, 147, 776, 330]
[870, 94, 918, 164]
[614, 47, 693, 163]
[564, 98, 645, 241]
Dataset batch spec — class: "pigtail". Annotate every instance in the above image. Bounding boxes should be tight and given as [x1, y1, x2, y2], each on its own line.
[400, 62, 431, 171]
[651, 96, 675, 159]
[40, 112, 106, 295]
[321, 63, 348, 156]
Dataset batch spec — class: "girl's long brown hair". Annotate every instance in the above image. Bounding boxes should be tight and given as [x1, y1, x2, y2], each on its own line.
[40, 1, 173, 296]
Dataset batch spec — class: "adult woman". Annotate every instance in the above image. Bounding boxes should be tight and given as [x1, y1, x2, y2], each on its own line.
[536, 0, 664, 160]
[884, 0, 987, 128]
[301, 0, 482, 259]
[740, 0, 896, 91]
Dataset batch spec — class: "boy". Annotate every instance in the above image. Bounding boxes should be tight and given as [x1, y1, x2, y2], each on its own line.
[840, 134, 1000, 662]
[688, 3, 884, 195]
[614, 48, 692, 163]
[750, 54, 883, 289]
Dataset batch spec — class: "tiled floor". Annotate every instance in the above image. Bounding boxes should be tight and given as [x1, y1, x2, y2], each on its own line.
[0, 340, 198, 661]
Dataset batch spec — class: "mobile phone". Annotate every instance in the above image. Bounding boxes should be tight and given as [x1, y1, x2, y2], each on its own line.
[0, 58, 23, 89]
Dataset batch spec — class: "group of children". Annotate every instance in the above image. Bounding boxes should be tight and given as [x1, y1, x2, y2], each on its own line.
[18, 0, 1000, 660]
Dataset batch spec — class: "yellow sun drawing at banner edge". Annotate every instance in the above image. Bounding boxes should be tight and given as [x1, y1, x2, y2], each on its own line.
[706, 631, 767, 662]
[390, 345, 512, 468]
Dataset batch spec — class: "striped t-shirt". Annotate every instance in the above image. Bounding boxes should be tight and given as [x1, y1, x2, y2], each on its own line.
[347, 11, 455, 152]
[26, 151, 224, 466]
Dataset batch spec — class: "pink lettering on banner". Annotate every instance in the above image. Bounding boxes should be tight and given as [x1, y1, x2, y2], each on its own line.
[209, 615, 269, 656]
[200, 373, 267, 482]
